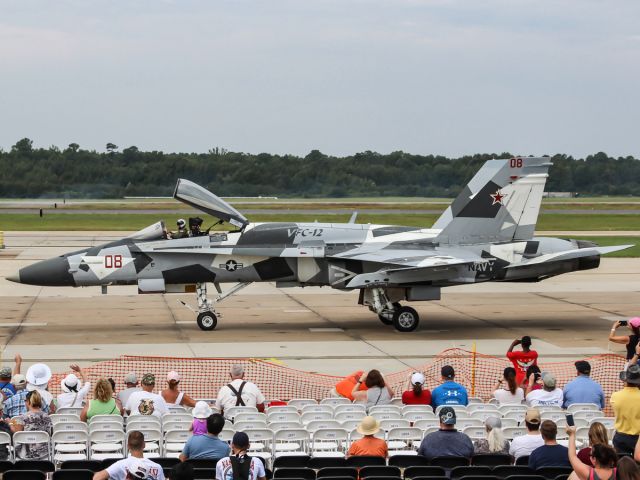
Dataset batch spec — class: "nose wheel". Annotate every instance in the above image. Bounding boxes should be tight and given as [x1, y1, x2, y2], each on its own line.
[197, 311, 218, 331]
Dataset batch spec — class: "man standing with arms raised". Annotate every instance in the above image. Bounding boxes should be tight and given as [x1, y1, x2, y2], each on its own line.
[507, 336, 539, 386]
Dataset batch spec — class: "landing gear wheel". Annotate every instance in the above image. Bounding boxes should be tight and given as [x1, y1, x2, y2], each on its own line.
[378, 311, 394, 325]
[393, 306, 419, 332]
[197, 311, 218, 331]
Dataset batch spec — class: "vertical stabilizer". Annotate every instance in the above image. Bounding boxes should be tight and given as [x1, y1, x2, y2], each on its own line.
[433, 157, 551, 244]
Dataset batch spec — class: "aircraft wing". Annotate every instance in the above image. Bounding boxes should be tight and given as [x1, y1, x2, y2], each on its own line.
[505, 244, 633, 269]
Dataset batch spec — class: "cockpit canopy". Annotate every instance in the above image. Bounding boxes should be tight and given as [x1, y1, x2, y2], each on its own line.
[173, 179, 249, 229]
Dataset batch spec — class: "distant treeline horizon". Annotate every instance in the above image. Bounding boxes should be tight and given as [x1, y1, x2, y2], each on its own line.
[0, 138, 638, 198]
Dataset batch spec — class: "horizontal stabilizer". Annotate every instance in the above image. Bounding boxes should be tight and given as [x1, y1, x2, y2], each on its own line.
[505, 244, 633, 269]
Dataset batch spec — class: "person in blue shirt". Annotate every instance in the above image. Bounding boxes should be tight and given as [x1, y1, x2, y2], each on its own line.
[528, 420, 570, 470]
[0, 367, 16, 399]
[431, 365, 468, 408]
[179, 413, 230, 460]
[562, 361, 605, 409]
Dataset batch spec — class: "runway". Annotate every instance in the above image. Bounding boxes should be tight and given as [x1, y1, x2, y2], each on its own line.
[0, 232, 638, 376]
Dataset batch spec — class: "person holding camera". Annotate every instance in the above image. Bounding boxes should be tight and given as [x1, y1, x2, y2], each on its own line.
[609, 318, 640, 362]
[507, 336, 539, 386]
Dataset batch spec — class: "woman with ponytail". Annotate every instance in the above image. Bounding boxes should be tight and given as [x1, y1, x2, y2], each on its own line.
[402, 372, 431, 405]
[474, 416, 510, 454]
[10, 389, 53, 459]
[493, 367, 525, 404]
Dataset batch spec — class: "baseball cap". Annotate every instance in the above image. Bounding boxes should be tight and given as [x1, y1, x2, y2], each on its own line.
[124, 372, 138, 384]
[0, 367, 12, 378]
[411, 372, 425, 385]
[12, 374, 26, 387]
[167, 371, 181, 382]
[541, 372, 556, 388]
[441, 365, 455, 379]
[629, 317, 640, 328]
[525, 408, 541, 424]
[125, 458, 149, 480]
[232, 432, 250, 449]
[439, 406, 457, 425]
[141, 373, 155, 385]
[575, 361, 591, 375]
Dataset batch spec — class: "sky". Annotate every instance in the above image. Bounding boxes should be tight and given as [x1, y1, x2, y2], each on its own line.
[1, 0, 639, 158]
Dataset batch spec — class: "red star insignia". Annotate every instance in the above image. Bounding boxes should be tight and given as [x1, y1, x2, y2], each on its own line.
[490, 189, 507, 206]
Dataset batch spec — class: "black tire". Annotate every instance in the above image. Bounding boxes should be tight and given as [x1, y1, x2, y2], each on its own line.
[378, 311, 394, 325]
[197, 311, 218, 331]
[392, 306, 419, 332]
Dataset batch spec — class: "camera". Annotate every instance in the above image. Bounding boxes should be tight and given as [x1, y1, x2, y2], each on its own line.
[619, 320, 628, 327]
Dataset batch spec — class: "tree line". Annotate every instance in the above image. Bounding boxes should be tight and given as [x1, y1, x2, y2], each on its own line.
[0, 138, 638, 198]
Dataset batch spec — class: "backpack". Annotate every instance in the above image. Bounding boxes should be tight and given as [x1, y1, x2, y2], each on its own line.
[230, 454, 252, 480]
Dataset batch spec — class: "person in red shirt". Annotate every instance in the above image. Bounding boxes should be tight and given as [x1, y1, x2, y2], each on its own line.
[402, 372, 432, 405]
[507, 336, 538, 386]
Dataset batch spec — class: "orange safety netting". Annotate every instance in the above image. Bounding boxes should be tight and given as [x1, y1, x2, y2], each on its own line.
[47, 349, 627, 410]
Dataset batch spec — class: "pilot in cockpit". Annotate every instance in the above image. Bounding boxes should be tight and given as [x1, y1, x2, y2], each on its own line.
[188, 217, 206, 237]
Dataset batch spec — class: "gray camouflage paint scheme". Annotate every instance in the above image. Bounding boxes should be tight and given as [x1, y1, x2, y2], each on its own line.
[8, 157, 631, 330]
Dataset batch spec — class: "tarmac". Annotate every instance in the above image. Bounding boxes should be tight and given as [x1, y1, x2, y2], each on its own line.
[0, 232, 638, 376]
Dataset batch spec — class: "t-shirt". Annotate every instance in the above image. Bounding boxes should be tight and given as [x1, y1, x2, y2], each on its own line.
[365, 387, 392, 407]
[562, 375, 605, 409]
[431, 381, 468, 408]
[417, 429, 474, 460]
[192, 418, 207, 436]
[493, 387, 525, 405]
[528, 444, 570, 470]
[509, 433, 544, 459]
[0, 381, 16, 399]
[106, 456, 165, 480]
[126, 391, 168, 417]
[57, 382, 91, 408]
[348, 436, 388, 457]
[610, 387, 640, 435]
[402, 390, 432, 405]
[215, 380, 265, 413]
[216, 456, 265, 480]
[526, 388, 563, 408]
[507, 350, 539, 384]
[182, 434, 230, 459]
[117, 387, 141, 408]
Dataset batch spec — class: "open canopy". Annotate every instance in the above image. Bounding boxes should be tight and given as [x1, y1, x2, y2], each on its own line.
[173, 178, 249, 229]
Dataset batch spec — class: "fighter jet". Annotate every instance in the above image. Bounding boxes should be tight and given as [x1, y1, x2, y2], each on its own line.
[7, 157, 632, 332]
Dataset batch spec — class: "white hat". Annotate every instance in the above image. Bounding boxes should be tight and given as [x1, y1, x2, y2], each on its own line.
[193, 401, 213, 419]
[26, 363, 52, 387]
[411, 372, 425, 385]
[61, 374, 81, 393]
[167, 371, 181, 382]
[125, 458, 149, 480]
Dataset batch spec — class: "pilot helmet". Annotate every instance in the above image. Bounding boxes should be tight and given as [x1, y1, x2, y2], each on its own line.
[177, 218, 186, 229]
[189, 217, 203, 229]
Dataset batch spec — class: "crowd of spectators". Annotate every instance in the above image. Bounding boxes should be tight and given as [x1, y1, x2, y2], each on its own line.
[0, 326, 636, 480]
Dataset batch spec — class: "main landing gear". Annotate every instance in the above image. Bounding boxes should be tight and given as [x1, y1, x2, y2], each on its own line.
[365, 288, 420, 332]
[181, 282, 252, 331]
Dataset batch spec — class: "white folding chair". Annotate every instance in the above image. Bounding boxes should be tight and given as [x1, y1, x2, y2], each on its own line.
[567, 403, 601, 413]
[56, 407, 83, 416]
[338, 420, 361, 431]
[540, 411, 565, 423]
[0, 431, 11, 461]
[403, 411, 436, 423]
[422, 426, 440, 436]
[244, 428, 274, 462]
[163, 429, 192, 458]
[463, 426, 487, 440]
[89, 415, 124, 425]
[379, 419, 411, 431]
[13, 430, 51, 460]
[267, 411, 300, 424]
[53, 421, 88, 433]
[468, 403, 502, 412]
[334, 404, 367, 415]
[502, 427, 527, 440]
[401, 405, 432, 415]
[162, 413, 193, 424]
[136, 428, 162, 457]
[234, 412, 268, 424]
[371, 411, 402, 421]
[390, 398, 404, 406]
[167, 406, 188, 413]
[126, 418, 162, 432]
[469, 410, 501, 422]
[50, 414, 82, 425]
[287, 399, 317, 410]
[219, 428, 236, 443]
[311, 428, 349, 457]
[273, 428, 309, 457]
[467, 397, 484, 404]
[412, 419, 439, 431]
[334, 411, 366, 423]
[234, 421, 269, 431]
[269, 421, 304, 432]
[501, 418, 519, 428]
[162, 421, 192, 432]
[301, 411, 333, 425]
[265, 405, 298, 414]
[574, 410, 604, 422]
[499, 405, 527, 415]
[304, 420, 342, 432]
[319, 397, 350, 407]
[52, 430, 89, 462]
[435, 405, 468, 414]
[455, 418, 484, 430]
[225, 406, 258, 420]
[386, 427, 422, 455]
[589, 417, 615, 429]
[89, 429, 125, 460]
[89, 421, 124, 433]
[369, 405, 401, 415]
[301, 404, 334, 415]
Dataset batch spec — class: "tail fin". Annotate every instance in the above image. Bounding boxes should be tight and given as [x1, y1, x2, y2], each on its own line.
[433, 157, 552, 244]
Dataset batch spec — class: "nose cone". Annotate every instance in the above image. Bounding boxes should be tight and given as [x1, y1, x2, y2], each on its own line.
[6, 273, 20, 283]
[13, 256, 76, 286]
